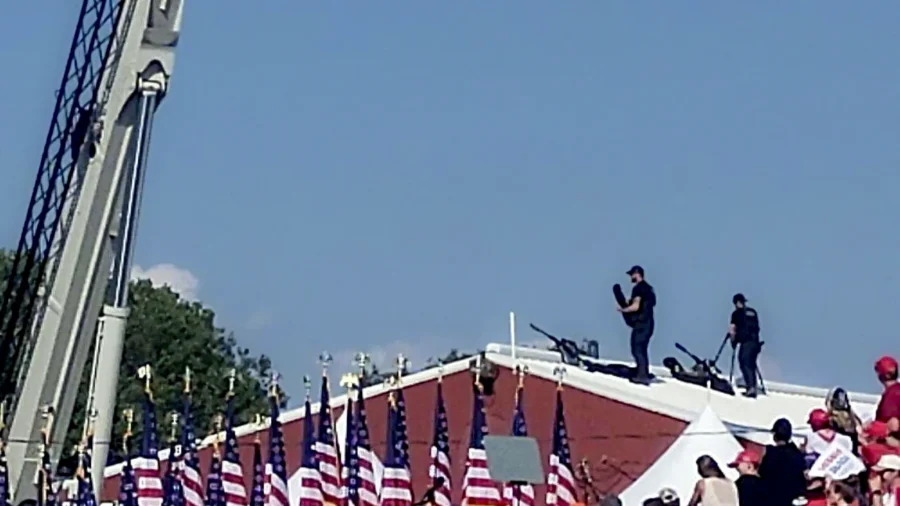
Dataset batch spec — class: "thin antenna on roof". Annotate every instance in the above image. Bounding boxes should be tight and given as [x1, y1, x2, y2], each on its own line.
[705, 375, 713, 405]
[509, 311, 517, 362]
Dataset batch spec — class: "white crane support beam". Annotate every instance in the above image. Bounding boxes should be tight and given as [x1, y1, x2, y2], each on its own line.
[5, 1, 183, 501]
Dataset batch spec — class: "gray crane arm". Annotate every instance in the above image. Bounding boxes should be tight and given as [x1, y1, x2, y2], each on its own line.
[5, 0, 183, 501]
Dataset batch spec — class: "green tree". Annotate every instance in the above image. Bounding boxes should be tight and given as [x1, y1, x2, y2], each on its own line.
[65, 279, 286, 461]
[0, 249, 280, 465]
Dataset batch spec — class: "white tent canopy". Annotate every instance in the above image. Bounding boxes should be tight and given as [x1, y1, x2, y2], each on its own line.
[619, 405, 744, 505]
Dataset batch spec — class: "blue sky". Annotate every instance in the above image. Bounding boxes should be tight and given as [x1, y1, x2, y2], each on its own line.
[2, 2, 899, 398]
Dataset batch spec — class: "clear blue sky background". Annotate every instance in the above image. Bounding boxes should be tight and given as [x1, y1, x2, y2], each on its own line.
[2, 2, 898, 399]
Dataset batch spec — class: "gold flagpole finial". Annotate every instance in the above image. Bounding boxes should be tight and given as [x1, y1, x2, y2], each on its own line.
[80, 407, 98, 448]
[384, 375, 398, 407]
[169, 412, 180, 443]
[75, 440, 86, 478]
[268, 372, 280, 399]
[184, 367, 192, 394]
[473, 355, 484, 391]
[254, 414, 263, 443]
[553, 365, 567, 390]
[396, 354, 409, 384]
[122, 408, 134, 454]
[227, 368, 237, 398]
[138, 364, 153, 397]
[319, 352, 333, 378]
[354, 352, 370, 377]
[340, 373, 359, 395]
[212, 414, 223, 456]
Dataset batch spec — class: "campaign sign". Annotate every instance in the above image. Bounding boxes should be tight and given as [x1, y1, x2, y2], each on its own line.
[808, 440, 865, 480]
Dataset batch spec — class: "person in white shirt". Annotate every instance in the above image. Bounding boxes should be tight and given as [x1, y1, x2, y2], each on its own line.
[805, 408, 853, 457]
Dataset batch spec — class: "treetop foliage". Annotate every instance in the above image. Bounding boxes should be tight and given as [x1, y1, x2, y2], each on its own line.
[0, 248, 282, 471]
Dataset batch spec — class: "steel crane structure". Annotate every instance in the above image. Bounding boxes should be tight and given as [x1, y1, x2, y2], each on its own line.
[0, 0, 183, 501]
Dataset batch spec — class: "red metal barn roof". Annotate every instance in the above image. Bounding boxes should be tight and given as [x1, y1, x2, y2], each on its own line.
[101, 367, 685, 502]
[99, 343, 880, 504]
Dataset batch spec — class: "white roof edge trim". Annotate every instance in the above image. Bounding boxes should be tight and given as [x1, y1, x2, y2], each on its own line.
[103, 356, 474, 478]
[484, 346, 878, 446]
[484, 343, 879, 402]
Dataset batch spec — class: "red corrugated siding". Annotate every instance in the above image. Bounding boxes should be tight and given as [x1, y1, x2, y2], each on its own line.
[102, 367, 688, 504]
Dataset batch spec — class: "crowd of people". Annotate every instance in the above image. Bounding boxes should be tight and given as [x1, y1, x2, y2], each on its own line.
[630, 354, 900, 506]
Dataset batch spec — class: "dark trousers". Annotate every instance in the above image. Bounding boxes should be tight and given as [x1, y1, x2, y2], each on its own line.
[738, 341, 761, 391]
[630, 322, 654, 380]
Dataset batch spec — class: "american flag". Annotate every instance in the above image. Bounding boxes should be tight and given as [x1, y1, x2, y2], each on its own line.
[503, 383, 534, 506]
[120, 456, 139, 506]
[341, 396, 357, 506]
[379, 394, 412, 506]
[393, 389, 412, 501]
[223, 397, 248, 506]
[135, 393, 164, 506]
[299, 397, 325, 506]
[76, 435, 98, 506]
[163, 437, 185, 506]
[249, 440, 265, 506]
[0, 436, 8, 506]
[37, 430, 57, 506]
[180, 396, 205, 506]
[545, 390, 576, 506]
[316, 377, 343, 506]
[206, 451, 224, 506]
[462, 386, 501, 506]
[352, 387, 378, 506]
[263, 396, 289, 506]
[429, 382, 451, 506]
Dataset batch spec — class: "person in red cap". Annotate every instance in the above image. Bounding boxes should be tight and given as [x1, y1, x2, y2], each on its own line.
[728, 450, 765, 506]
[860, 421, 898, 468]
[875, 356, 900, 436]
[805, 408, 853, 459]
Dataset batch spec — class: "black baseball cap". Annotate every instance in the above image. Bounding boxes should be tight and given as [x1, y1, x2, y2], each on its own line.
[771, 418, 792, 441]
[733, 293, 747, 304]
[627, 265, 644, 276]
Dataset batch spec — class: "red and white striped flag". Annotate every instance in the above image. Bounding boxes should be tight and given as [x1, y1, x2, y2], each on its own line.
[502, 378, 534, 506]
[299, 395, 325, 506]
[316, 375, 343, 506]
[462, 385, 501, 506]
[134, 391, 164, 506]
[223, 397, 248, 506]
[428, 381, 451, 506]
[264, 394, 290, 506]
[352, 384, 379, 506]
[179, 395, 204, 506]
[545, 390, 576, 506]
[380, 391, 411, 506]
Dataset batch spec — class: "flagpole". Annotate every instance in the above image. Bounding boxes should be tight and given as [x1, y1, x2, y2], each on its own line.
[509, 311, 517, 362]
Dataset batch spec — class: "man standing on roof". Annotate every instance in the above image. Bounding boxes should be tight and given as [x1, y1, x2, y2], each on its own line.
[729, 293, 761, 398]
[617, 265, 656, 385]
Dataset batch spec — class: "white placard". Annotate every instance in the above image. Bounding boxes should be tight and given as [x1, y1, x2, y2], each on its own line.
[808, 440, 866, 480]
